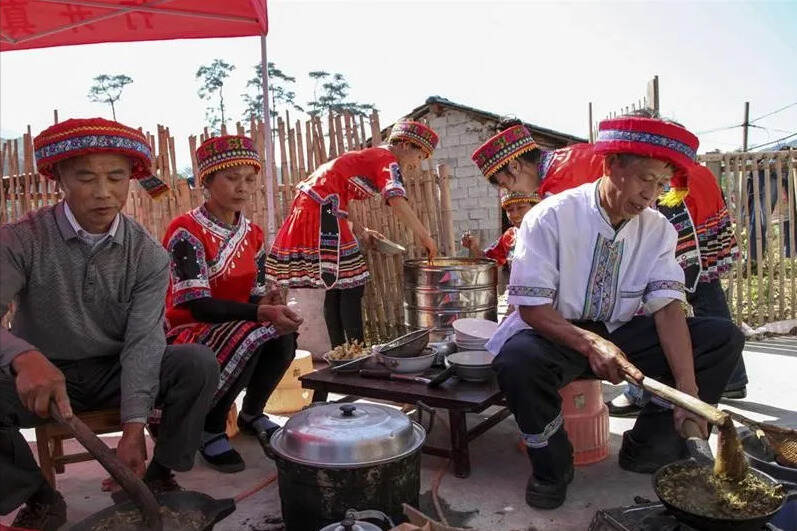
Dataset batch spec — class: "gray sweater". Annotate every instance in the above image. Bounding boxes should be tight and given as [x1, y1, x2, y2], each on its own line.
[0, 202, 169, 423]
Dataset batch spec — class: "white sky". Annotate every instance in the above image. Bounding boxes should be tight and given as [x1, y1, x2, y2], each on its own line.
[1, 0, 795, 171]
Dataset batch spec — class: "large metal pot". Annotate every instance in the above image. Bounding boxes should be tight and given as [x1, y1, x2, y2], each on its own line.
[404, 258, 498, 341]
[267, 403, 425, 531]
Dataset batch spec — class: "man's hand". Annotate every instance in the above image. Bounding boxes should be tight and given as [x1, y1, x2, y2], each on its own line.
[12, 350, 72, 419]
[102, 423, 147, 492]
[258, 286, 284, 306]
[673, 382, 708, 438]
[257, 305, 303, 335]
[584, 335, 643, 384]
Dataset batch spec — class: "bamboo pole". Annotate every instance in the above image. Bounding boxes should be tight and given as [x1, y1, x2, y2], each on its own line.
[751, 154, 765, 324]
[295, 119, 306, 181]
[775, 155, 786, 318]
[334, 115, 345, 157]
[789, 152, 797, 319]
[437, 164, 456, 256]
[763, 158, 774, 322]
[733, 155, 745, 323]
[304, 120, 315, 174]
[327, 113, 337, 160]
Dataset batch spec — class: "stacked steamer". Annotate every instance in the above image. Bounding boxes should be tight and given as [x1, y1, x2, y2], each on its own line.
[403, 258, 498, 341]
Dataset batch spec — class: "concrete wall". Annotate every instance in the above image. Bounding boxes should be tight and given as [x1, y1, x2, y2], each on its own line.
[424, 108, 503, 253]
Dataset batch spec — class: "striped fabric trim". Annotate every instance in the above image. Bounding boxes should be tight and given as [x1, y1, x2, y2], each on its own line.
[522, 411, 564, 448]
[597, 129, 697, 161]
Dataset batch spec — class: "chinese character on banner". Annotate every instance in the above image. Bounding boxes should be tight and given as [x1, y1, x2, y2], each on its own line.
[2, 0, 36, 38]
[121, 0, 155, 30]
[60, 4, 96, 32]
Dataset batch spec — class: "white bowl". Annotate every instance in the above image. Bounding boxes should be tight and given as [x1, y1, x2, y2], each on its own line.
[447, 350, 495, 366]
[452, 318, 498, 340]
[455, 339, 488, 349]
[378, 349, 435, 373]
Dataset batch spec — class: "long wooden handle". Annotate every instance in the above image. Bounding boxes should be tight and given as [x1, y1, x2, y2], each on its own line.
[49, 404, 163, 531]
[624, 374, 729, 426]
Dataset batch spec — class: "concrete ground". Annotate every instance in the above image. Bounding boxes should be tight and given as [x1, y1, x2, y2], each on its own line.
[3, 336, 796, 530]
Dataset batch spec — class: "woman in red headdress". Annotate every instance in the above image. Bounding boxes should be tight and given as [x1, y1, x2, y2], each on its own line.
[266, 120, 439, 348]
[160, 135, 300, 473]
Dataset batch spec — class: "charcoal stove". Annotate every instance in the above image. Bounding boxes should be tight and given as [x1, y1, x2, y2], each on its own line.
[588, 501, 788, 531]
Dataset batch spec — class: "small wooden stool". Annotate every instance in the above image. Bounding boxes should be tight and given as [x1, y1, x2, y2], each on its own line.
[34, 409, 125, 487]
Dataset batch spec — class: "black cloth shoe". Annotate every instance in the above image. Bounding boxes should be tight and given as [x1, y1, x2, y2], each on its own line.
[722, 385, 747, 399]
[12, 490, 67, 531]
[606, 399, 643, 418]
[111, 472, 183, 504]
[618, 430, 686, 474]
[524, 428, 574, 509]
[199, 434, 245, 473]
[237, 413, 280, 440]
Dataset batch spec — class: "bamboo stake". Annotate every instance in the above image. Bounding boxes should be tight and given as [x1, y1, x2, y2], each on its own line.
[789, 152, 797, 319]
[775, 156, 786, 319]
[314, 116, 327, 165]
[722, 154, 735, 319]
[437, 164, 456, 256]
[295, 119, 306, 181]
[287, 120, 298, 187]
[334, 115, 345, 157]
[733, 156, 745, 323]
[305, 120, 315, 173]
[763, 158, 774, 322]
[751, 154, 765, 324]
[327, 113, 337, 160]
[277, 118, 290, 220]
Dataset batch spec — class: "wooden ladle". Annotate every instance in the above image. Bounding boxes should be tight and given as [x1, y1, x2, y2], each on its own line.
[623, 371, 748, 481]
[48, 403, 163, 531]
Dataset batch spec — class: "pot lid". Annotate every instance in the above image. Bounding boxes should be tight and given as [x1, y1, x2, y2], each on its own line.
[269, 403, 424, 467]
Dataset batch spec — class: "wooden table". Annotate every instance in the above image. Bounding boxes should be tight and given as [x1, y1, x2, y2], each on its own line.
[300, 366, 510, 478]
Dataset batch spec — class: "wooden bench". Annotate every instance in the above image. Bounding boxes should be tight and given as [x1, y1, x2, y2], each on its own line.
[34, 409, 125, 487]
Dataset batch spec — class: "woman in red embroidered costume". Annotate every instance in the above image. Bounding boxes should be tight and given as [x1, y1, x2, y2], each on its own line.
[462, 190, 539, 267]
[161, 136, 301, 473]
[267, 120, 439, 347]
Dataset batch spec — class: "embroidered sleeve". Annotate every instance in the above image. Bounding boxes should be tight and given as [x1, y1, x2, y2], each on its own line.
[372, 150, 407, 201]
[251, 241, 268, 298]
[483, 228, 515, 266]
[166, 228, 211, 305]
[507, 208, 559, 307]
[643, 224, 686, 311]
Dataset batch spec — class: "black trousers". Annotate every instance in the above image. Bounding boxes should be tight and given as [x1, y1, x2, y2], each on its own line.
[204, 333, 296, 433]
[324, 285, 366, 348]
[688, 279, 747, 387]
[493, 316, 744, 451]
[0, 344, 218, 514]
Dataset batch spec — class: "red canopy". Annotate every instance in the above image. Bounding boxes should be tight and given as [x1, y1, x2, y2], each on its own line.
[0, 0, 267, 51]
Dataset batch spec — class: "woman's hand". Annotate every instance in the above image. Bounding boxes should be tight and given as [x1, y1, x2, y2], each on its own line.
[421, 235, 438, 260]
[257, 305, 303, 335]
[460, 231, 479, 251]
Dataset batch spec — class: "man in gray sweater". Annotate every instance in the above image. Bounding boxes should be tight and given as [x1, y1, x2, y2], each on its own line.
[0, 118, 218, 530]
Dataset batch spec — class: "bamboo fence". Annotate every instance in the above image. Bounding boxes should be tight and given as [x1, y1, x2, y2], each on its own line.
[698, 149, 797, 327]
[1, 111, 455, 341]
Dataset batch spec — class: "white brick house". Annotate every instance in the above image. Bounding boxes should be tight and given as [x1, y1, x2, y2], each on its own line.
[403, 96, 586, 251]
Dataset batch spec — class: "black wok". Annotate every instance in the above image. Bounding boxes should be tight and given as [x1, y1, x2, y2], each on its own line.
[652, 419, 792, 531]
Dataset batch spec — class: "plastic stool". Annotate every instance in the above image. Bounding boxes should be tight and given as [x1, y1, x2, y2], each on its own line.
[559, 379, 609, 465]
[265, 349, 313, 414]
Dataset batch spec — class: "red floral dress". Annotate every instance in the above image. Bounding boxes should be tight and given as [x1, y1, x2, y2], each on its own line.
[162, 205, 276, 406]
[266, 146, 406, 289]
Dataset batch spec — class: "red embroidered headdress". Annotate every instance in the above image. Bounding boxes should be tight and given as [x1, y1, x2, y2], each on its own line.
[196, 135, 262, 185]
[594, 116, 699, 205]
[500, 190, 540, 209]
[472, 124, 539, 179]
[388, 121, 439, 158]
[34, 117, 167, 197]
